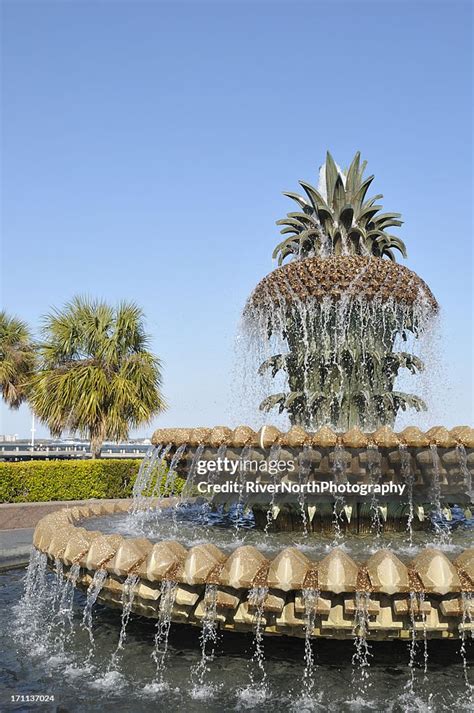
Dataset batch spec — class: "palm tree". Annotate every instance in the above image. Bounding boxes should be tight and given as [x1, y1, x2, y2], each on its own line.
[29, 297, 166, 457]
[247, 152, 438, 431]
[0, 311, 35, 408]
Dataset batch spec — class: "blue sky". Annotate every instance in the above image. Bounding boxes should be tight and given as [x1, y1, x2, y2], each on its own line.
[1, 0, 472, 439]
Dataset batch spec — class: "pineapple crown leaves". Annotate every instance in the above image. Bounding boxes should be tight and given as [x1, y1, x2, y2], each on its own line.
[273, 151, 408, 265]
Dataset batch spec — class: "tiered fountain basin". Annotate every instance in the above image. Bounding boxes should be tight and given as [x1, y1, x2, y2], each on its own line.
[33, 499, 473, 642]
[150, 424, 473, 531]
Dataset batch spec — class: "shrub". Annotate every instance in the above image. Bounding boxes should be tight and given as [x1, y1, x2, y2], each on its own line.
[0, 459, 184, 503]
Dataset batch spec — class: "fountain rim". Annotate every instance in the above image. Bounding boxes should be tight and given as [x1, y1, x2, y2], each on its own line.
[150, 425, 474, 449]
[32, 502, 474, 597]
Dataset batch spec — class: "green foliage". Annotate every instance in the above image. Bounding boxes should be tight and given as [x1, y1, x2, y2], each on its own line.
[0, 459, 185, 503]
[273, 151, 407, 265]
[29, 296, 166, 457]
[0, 311, 35, 408]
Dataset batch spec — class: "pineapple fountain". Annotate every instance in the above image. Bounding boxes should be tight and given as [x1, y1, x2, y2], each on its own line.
[19, 154, 473, 706]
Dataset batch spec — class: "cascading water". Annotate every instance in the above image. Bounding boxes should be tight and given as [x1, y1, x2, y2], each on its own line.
[460, 592, 473, 691]
[301, 587, 319, 698]
[55, 562, 81, 655]
[297, 445, 312, 536]
[400, 443, 415, 546]
[13, 550, 50, 655]
[182, 443, 206, 499]
[151, 579, 178, 687]
[430, 444, 451, 545]
[109, 573, 140, 669]
[457, 444, 473, 498]
[82, 568, 108, 656]
[241, 586, 268, 704]
[366, 445, 383, 537]
[264, 444, 282, 533]
[407, 589, 429, 699]
[241, 288, 435, 433]
[351, 591, 372, 700]
[191, 583, 219, 696]
[331, 444, 347, 543]
[163, 443, 187, 497]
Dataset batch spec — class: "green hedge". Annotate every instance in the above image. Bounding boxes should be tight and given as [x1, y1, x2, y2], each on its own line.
[0, 459, 185, 503]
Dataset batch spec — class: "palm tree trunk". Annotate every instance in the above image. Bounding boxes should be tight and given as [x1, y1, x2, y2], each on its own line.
[90, 435, 103, 458]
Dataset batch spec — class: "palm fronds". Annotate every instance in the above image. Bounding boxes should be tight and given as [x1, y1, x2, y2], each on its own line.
[0, 311, 35, 408]
[273, 151, 407, 265]
[29, 296, 166, 456]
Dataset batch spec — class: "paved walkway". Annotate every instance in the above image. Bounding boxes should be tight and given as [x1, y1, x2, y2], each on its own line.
[0, 498, 129, 569]
[0, 528, 35, 570]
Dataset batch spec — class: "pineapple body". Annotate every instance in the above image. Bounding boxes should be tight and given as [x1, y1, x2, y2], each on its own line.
[246, 154, 438, 431]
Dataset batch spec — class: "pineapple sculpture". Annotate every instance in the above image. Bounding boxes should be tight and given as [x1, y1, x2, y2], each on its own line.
[246, 152, 438, 431]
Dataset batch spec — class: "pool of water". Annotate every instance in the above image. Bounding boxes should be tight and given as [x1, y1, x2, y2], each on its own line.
[1, 562, 472, 713]
[83, 504, 473, 561]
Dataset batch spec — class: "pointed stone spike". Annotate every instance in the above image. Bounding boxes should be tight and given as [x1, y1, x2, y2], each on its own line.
[136, 582, 161, 601]
[183, 543, 226, 585]
[33, 511, 75, 551]
[450, 426, 474, 448]
[62, 529, 101, 565]
[449, 426, 470, 439]
[372, 426, 400, 448]
[188, 428, 212, 446]
[168, 428, 192, 446]
[312, 426, 338, 448]
[232, 426, 257, 447]
[442, 507, 452, 521]
[317, 548, 359, 594]
[365, 550, 409, 594]
[85, 534, 124, 570]
[398, 427, 430, 448]
[378, 505, 388, 522]
[341, 427, 368, 449]
[271, 505, 281, 521]
[209, 426, 233, 447]
[307, 505, 317, 523]
[67, 507, 82, 522]
[145, 540, 187, 581]
[32, 520, 56, 551]
[112, 500, 132, 513]
[99, 502, 119, 516]
[413, 548, 462, 595]
[285, 425, 310, 447]
[258, 425, 282, 448]
[47, 526, 76, 559]
[454, 549, 474, 581]
[343, 505, 352, 523]
[267, 547, 312, 591]
[88, 504, 107, 517]
[219, 546, 268, 589]
[215, 589, 240, 610]
[175, 585, 201, 607]
[425, 427, 456, 448]
[151, 428, 179, 445]
[109, 537, 153, 576]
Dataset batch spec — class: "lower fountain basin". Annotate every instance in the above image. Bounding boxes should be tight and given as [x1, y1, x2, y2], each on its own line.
[5, 565, 470, 712]
[32, 501, 474, 641]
